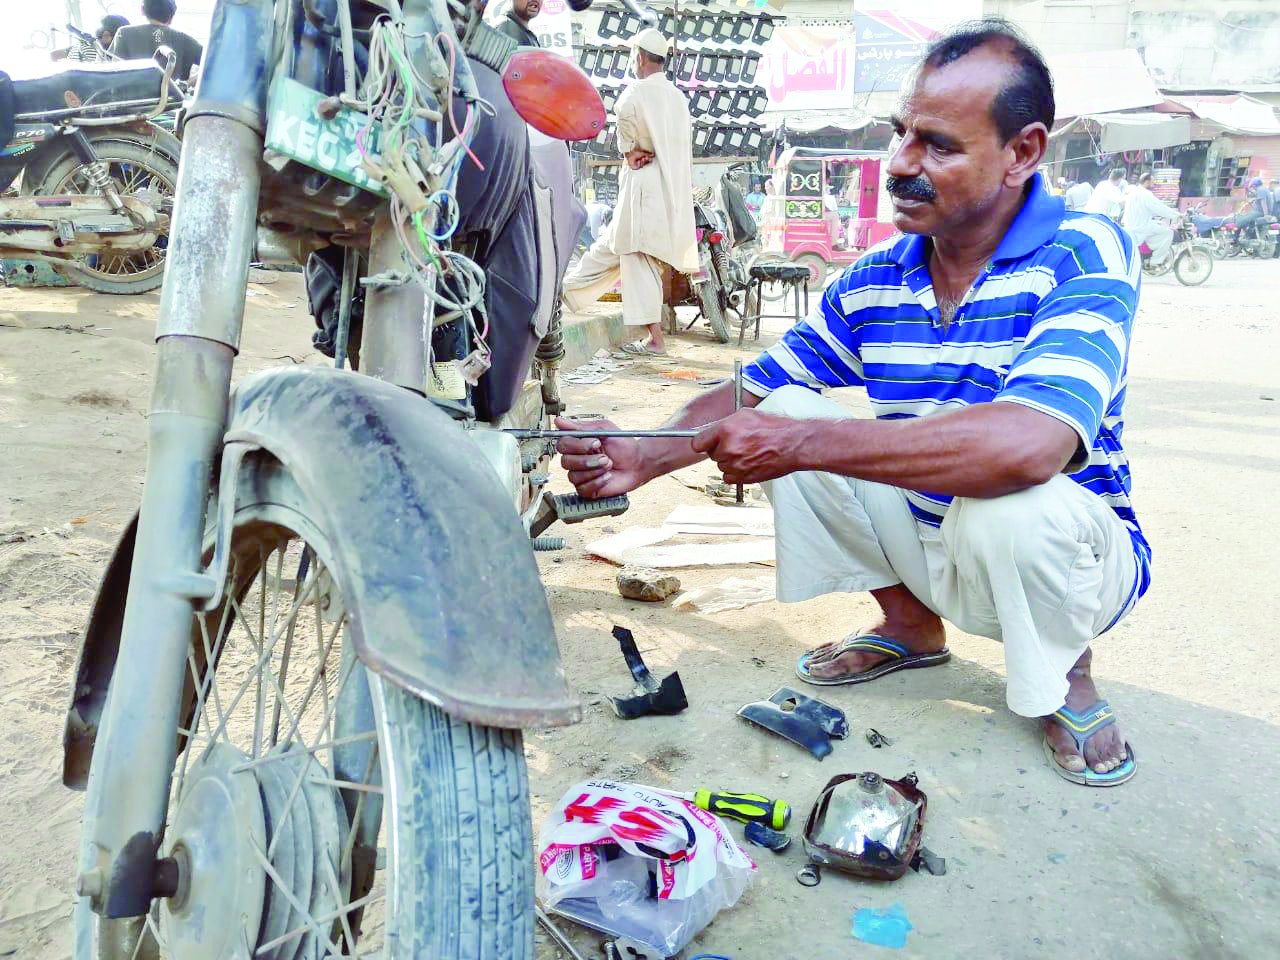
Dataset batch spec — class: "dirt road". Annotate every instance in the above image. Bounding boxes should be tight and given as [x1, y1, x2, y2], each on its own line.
[1, 259, 1277, 959]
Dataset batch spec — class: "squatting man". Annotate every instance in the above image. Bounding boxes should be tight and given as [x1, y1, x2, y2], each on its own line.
[557, 20, 1148, 787]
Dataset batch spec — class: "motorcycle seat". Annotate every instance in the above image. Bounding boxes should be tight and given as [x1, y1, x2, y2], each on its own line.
[11, 60, 177, 118]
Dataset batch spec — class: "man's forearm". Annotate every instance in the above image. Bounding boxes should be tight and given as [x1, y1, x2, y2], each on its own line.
[636, 381, 760, 481]
[793, 402, 1077, 499]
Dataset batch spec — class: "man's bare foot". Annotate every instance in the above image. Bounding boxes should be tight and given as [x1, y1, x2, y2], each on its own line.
[804, 583, 947, 681]
[644, 322, 666, 354]
[1042, 648, 1128, 774]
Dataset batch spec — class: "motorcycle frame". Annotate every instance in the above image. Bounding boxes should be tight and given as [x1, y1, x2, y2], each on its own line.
[73, 0, 577, 924]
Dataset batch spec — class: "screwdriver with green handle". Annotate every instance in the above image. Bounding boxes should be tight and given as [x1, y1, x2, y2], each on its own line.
[674, 788, 791, 830]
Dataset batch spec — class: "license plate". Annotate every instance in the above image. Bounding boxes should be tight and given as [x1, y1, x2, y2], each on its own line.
[264, 76, 387, 197]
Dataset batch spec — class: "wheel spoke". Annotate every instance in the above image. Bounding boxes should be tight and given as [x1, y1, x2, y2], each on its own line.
[253, 547, 267, 758]
[230, 731, 376, 773]
[306, 776, 384, 794]
[323, 854, 359, 955]
[266, 646, 354, 862]
[340, 745, 379, 874]
[255, 890, 384, 956]
[247, 838, 347, 959]
[312, 566, 336, 774]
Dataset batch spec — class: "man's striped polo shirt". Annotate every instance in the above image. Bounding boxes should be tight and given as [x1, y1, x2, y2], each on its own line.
[742, 175, 1151, 602]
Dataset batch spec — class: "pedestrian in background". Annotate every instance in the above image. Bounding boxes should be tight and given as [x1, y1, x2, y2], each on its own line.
[1085, 167, 1127, 219]
[561, 29, 697, 355]
[111, 0, 203, 81]
[1064, 177, 1092, 211]
[494, 0, 541, 46]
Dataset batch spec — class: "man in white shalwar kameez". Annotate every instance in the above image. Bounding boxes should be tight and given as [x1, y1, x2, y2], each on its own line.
[561, 28, 697, 354]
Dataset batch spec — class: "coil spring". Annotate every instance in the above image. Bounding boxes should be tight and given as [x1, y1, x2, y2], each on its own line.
[536, 301, 565, 365]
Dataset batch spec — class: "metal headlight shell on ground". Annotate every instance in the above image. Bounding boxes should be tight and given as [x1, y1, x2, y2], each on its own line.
[801, 771, 927, 882]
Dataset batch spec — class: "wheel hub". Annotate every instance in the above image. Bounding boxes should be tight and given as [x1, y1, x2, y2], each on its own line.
[162, 743, 351, 959]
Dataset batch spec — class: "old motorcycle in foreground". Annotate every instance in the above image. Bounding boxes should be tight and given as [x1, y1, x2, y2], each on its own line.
[62, 0, 616, 956]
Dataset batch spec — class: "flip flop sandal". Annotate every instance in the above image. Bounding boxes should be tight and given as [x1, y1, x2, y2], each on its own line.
[1042, 699, 1137, 787]
[620, 340, 667, 356]
[795, 634, 951, 686]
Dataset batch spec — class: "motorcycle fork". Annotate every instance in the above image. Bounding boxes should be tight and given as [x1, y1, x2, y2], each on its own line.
[77, 114, 263, 919]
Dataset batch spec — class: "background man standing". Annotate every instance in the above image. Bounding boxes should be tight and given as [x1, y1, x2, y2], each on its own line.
[561, 28, 696, 355]
[1122, 171, 1179, 266]
[111, 0, 202, 80]
[1084, 167, 1127, 219]
[494, 0, 541, 46]
[1063, 177, 1092, 211]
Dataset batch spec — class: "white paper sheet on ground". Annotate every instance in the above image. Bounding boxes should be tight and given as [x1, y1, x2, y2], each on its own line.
[622, 539, 775, 568]
[585, 527, 675, 564]
[663, 504, 774, 537]
[673, 575, 776, 613]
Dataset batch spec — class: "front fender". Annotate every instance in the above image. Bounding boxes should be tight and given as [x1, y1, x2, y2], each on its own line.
[65, 366, 579, 787]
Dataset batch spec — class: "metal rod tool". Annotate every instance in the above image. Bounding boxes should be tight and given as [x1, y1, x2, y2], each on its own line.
[503, 428, 701, 440]
[536, 903, 589, 960]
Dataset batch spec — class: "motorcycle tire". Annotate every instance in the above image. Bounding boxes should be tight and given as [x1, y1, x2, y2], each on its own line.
[75, 460, 533, 959]
[695, 278, 731, 344]
[793, 252, 829, 293]
[1174, 247, 1213, 286]
[27, 130, 180, 295]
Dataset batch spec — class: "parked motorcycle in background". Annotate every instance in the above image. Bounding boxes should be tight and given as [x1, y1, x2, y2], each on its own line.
[1222, 210, 1279, 259]
[0, 51, 182, 292]
[1139, 212, 1214, 285]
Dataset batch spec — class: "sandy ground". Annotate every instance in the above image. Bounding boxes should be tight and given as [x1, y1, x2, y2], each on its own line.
[1, 259, 1278, 959]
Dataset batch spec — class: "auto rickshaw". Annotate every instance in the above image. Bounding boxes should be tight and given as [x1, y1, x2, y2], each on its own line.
[759, 147, 897, 290]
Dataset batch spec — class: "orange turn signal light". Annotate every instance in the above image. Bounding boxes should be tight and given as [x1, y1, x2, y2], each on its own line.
[502, 50, 606, 142]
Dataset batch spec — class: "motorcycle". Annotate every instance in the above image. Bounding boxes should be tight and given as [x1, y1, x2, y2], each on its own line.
[681, 172, 757, 344]
[1139, 213, 1214, 286]
[1221, 210, 1279, 259]
[63, 0, 614, 956]
[1187, 203, 1235, 260]
[0, 50, 182, 293]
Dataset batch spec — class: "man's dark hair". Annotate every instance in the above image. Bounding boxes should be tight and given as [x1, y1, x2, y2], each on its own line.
[1138, 171, 1153, 186]
[638, 49, 666, 68]
[921, 18, 1054, 143]
[1109, 167, 1125, 182]
[143, 0, 177, 23]
[101, 14, 130, 36]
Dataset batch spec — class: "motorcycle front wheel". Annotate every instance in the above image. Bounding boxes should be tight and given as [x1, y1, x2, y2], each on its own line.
[76, 458, 533, 959]
[1174, 246, 1213, 286]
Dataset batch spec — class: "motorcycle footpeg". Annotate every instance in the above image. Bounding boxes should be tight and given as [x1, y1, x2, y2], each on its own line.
[550, 492, 629, 524]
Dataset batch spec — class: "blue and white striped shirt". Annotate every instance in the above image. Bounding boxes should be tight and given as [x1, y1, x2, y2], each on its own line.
[743, 176, 1151, 599]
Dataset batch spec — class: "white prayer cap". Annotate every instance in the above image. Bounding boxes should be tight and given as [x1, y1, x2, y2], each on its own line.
[630, 28, 671, 59]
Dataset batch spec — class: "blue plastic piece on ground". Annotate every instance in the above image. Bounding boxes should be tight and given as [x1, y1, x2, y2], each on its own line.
[852, 903, 913, 948]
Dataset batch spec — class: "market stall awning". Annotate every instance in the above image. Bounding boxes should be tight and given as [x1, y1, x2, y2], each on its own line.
[763, 112, 875, 134]
[1163, 95, 1280, 135]
[1048, 49, 1162, 120]
[1092, 112, 1192, 151]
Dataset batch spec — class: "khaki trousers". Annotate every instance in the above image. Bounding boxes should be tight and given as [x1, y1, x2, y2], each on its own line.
[562, 236, 665, 327]
[758, 386, 1141, 717]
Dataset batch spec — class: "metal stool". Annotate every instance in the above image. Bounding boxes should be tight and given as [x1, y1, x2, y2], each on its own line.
[741, 262, 811, 345]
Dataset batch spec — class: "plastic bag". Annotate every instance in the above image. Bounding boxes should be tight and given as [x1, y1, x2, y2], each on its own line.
[672, 575, 775, 614]
[537, 779, 755, 956]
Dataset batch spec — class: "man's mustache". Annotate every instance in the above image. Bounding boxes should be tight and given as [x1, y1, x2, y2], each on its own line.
[886, 175, 937, 203]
